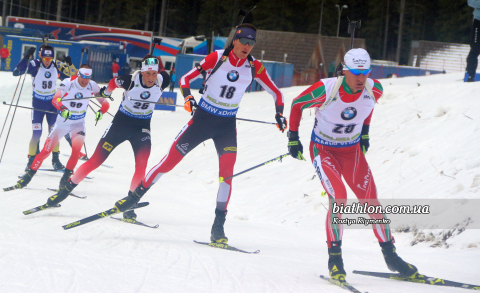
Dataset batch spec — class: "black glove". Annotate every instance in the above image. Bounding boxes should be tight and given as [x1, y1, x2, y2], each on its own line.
[360, 124, 370, 154]
[65, 56, 72, 66]
[287, 131, 305, 160]
[275, 113, 288, 133]
[99, 86, 113, 100]
[24, 47, 36, 59]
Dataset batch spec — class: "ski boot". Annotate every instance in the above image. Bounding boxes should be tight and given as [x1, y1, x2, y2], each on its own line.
[47, 180, 77, 205]
[210, 208, 228, 244]
[16, 169, 37, 189]
[114, 183, 149, 212]
[123, 210, 137, 221]
[59, 168, 73, 189]
[380, 240, 418, 277]
[78, 152, 88, 160]
[25, 155, 35, 171]
[52, 152, 65, 170]
[328, 241, 346, 281]
[466, 74, 475, 82]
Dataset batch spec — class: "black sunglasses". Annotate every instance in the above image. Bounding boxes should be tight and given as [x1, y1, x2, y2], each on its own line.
[238, 38, 256, 46]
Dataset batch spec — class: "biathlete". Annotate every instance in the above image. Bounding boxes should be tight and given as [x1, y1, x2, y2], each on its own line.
[13, 45, 78, 171]
[42, 55, 170, 210]
[110, 23, 287, 243]
[5, 65, 109, 191]
[287, 48, 418, 281]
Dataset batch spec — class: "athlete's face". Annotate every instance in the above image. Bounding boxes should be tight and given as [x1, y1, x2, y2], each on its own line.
[343, 70, 369, 93]
[141, 70, 158, 87]
[232, 39, 254, 59]
[77, 75, 90, 87]
[41, 56, 53, 67]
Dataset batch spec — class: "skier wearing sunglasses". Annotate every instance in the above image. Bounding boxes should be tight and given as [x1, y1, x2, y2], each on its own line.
[109, 23, 286, 244]
[12, 45, 77, 171]
[41, 55, 170, 211]
[287, 48, 418, 282]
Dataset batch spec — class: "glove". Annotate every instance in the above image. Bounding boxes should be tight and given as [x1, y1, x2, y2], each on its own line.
[60, 106, 71, 120]
[25, 47, 36, 59]
[184, 95, 197, 113]
[275, 113, 288, 133]
[287, 131, 305, 160]
[95, 111, 103, 122]
[360, 125, 370, 154]
[65, 56, 72, 66]
[99, 86, 112, 100]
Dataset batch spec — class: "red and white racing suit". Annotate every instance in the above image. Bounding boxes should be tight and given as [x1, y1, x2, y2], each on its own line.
[289, 77, 393, 247]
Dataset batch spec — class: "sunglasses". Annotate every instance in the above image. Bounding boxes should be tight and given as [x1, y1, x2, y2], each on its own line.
[143, 57, 159, 65]
[79, 73, 91, 79]
[345, 64, 372, 75]
[42, 57, 53, 62]
[238, 38, 256, 46]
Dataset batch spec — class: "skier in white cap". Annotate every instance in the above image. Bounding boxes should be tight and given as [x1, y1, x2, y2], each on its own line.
[287, 48, 418, 282]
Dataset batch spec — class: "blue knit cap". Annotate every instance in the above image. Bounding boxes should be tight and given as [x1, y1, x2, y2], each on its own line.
[41, 47, 54, 58]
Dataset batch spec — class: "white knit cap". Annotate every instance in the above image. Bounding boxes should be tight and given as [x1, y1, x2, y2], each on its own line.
[344, 48, 371, 70]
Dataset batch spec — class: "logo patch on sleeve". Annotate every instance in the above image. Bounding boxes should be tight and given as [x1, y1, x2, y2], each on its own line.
[102, 142, 113, 152]
[223, 147, 237, 152]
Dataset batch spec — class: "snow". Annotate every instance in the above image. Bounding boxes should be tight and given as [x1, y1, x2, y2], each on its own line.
[0, 72, 479, 292]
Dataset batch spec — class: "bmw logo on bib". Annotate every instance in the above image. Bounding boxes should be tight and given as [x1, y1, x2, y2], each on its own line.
[45, 71, 51, 78]
[227, 70, 239, 82]
[141, 91, 151, 99]
[75, 92, 83, 99]
[341, 107, 357, 120]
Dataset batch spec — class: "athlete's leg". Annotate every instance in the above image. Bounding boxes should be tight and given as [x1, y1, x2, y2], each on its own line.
[28, 99, 47, 156]
[142, 118, 209, 188]
[127, 130, 151, 192]
[310, 142, 348, 248]
[212, 127, 237, 211]
[45, 110, 61, 153]
[65, 123, 86, 171]
[342, 146, 392, 243]
[70, 122, 125, 185]
[30, 121, 69, 171]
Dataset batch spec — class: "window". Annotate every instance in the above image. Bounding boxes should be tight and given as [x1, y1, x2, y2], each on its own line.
[55, 48, 68, 62]
[164, 61, 172, 70]
[22, 44, 37, 59]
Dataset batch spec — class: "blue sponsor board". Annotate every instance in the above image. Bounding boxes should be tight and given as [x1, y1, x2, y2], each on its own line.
[154, 92, 177, 111]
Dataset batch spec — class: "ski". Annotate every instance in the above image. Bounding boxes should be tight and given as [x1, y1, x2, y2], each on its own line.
[62, 202, 149, 230]
[193, 240, 260, 254]
[110, 217, 159, 229]
[3, 183, 22, 191]
[63, 154, 114, 168]
[23, 204, 61, 215]
[319, 275, 366, 293]
[37, 169, 94, 179]
[47, 188, 86, 199]
[353, 270, 480, 291]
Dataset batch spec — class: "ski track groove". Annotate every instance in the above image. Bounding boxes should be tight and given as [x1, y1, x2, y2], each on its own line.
[191, 249, 214, 292]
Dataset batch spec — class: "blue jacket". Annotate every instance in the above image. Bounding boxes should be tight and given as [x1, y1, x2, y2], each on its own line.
[468, 0, 480, 20]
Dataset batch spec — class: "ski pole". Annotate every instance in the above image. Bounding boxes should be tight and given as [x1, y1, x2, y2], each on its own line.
[0, 70, 30, 163]
[0, 74, 24, 141]
[130, 98, 183, 107]
[219, 153, 290, 182]
[2, 102, 59, 114]
[62, 96, 112, 101]
[90, 100, 114, 117]
[130, 99, 276, 125]
[236, 118, 276, 125]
